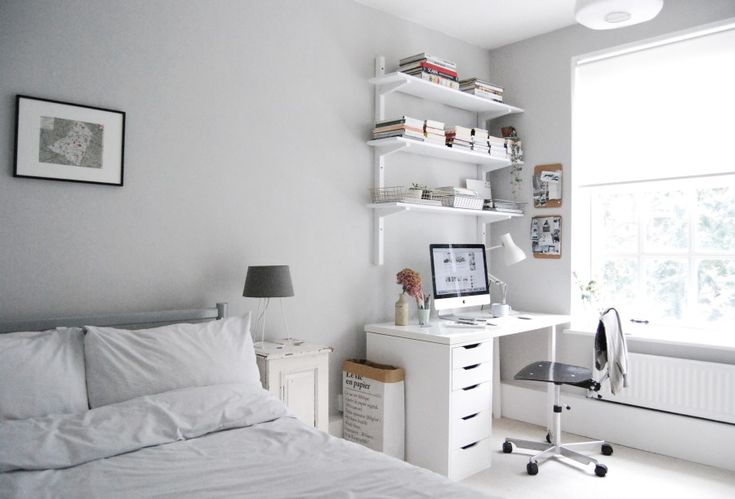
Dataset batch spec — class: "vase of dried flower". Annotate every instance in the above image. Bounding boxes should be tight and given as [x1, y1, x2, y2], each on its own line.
[395, 293, 409, 326]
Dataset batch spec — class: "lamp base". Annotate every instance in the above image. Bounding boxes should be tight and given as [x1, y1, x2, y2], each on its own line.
[491, 303, 511, 317]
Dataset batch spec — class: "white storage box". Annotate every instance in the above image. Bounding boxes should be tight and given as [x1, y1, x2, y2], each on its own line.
[342, 359, 405, 459]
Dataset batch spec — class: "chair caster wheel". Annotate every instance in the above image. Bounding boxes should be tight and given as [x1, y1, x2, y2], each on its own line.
[527, 462, 539, 475]
[601, 443, 613, 456]
[594, 464, 608, 477]
[545, 431, 552, 444]
[502, 442, 513, 453]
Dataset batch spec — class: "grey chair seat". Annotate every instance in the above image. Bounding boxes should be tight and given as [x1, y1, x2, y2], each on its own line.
[514, 361, 599, 389]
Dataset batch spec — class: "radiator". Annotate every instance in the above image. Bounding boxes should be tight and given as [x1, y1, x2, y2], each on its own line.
[591, 352, 735, 425]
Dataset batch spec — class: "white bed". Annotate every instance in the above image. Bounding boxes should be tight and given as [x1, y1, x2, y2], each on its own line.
[0, 305, 492, 498]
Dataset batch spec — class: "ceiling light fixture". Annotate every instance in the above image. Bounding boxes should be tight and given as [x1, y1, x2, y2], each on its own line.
[575, 0, 664, 30]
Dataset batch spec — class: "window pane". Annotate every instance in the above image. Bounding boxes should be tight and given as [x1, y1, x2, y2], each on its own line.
[697, 186, 735, 252]
[697, 259, 735, 322]
[596, 192, 637, 253]
[643, 259, 687, 320]
[597, 257, 638, 311]
[643, 190, 688, 253]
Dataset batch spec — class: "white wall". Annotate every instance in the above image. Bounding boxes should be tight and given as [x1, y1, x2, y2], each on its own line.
[485, 0, 735, 380]
[0, 0, 494, 414]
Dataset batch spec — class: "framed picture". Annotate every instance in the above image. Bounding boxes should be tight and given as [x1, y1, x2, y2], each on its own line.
[531, 216, 562, 258]
[533, 163, 562, 208]
[14, 95, 125, 186]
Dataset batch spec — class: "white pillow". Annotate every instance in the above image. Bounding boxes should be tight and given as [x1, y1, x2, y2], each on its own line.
[0, 327, 88, 420]
[84, 314, 261, 408]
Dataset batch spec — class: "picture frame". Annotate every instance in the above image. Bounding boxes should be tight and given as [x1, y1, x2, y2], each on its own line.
[531, 215, 562, 258]
[533, 163, 562, 208]
[14, 95, 125, 186]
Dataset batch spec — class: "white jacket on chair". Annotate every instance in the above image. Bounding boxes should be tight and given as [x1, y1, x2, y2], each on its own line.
[594, 308, 629, 395]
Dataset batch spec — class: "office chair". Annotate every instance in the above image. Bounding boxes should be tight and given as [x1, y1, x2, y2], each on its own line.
[502, 308, 627, 477]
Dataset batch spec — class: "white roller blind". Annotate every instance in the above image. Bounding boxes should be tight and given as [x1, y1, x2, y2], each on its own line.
[574, 24, 735, 186]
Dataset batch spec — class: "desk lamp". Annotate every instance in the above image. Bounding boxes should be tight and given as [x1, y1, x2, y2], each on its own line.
[243, 265, 294, 345]
[487, 233, 526, 317]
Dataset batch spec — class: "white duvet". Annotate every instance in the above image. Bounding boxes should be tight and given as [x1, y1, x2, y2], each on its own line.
[0, 384, 492, 498]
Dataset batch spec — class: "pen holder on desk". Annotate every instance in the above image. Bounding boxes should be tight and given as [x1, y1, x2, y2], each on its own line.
[491, 303, 511, 317]
[417, 308, 430, 326]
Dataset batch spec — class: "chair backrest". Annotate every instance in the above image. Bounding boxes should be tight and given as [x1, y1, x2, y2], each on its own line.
[594, 307, 629, 395]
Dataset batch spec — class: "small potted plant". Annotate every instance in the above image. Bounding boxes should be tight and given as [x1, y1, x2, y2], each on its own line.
[396, 268, 431, 326]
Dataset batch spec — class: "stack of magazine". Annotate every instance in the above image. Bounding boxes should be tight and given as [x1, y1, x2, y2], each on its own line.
[459, 78, 504, 102]
[372, 116, 424, 142]
[398, 53, 459, 90]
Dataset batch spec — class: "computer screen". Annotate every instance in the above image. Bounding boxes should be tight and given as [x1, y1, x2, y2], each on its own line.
[429, 244, 490, 312]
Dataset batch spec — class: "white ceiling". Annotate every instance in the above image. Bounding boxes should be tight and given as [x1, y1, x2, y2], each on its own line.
[355, 0, 578, 49]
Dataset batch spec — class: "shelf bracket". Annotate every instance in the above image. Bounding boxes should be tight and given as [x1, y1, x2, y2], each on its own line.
[376, 80, 408, 98]
[375, 142, 406, 160]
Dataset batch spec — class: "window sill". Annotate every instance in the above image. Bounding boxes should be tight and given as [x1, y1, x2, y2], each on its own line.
[566, 317, 735, 353]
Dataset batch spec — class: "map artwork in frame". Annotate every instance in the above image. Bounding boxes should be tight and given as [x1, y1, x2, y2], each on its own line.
[14, 95, 125, 186]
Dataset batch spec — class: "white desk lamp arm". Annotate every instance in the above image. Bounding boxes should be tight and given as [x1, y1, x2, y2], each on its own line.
[486, 271, 508, 304]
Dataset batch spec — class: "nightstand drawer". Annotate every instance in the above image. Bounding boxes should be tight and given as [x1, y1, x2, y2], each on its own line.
[452, 342, 492, 369]
[451, 382, 491, 419]
[452, 362, 492, 390]
[450, 438, 491, 480]
[451, 410, 491, 449]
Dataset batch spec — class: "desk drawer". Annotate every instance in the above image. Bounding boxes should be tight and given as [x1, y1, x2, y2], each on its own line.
[452, 362, 492, 390]
[450, 438, 491, 480]
[452, 341, 492, 370]
[451, 410, 491, 449]
[451, 382, 491, 419]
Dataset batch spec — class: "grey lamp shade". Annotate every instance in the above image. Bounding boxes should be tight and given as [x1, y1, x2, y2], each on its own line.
[243, 265, 294, 298]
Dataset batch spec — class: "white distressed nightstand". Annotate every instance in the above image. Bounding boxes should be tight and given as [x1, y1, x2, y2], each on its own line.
[254, 338, 332, 432]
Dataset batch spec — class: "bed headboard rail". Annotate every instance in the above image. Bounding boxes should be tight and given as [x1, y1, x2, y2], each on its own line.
[0, 302, 228, 333]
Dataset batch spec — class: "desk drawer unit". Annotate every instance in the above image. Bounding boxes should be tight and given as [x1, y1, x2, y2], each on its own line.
[365, 331, 493, 481]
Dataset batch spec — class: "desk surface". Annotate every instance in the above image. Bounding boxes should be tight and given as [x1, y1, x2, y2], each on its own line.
[365, 312, 570, 345]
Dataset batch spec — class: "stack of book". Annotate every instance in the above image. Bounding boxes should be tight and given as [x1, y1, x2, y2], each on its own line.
[471, 128, 490, 154]
[445, 125, 473, 151]
[424, 119, 446, 145]
[399, 53, 459, 90]
[372, 116, 424, 142]
[488, 135, 508, 159]
[492, 199, 524, 214]
[459, 78, 503, 102]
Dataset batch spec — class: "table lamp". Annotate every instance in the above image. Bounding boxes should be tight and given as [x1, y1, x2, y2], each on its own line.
[243, 265, 294, 345]
[487, 233, 526, 317]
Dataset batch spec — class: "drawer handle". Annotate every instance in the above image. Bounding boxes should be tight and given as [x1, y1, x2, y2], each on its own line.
[463, 364, 480, 370]
[461, 412, 479, 421]
[462, 384, 479, 391]
[461, 442, 479, 450]
[462, 343, 480, 350]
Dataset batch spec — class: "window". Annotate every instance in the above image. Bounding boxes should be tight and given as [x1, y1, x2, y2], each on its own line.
[573, 21, 735, 333]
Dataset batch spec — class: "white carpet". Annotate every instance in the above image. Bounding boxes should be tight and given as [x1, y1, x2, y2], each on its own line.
[460, 418, 735, 499]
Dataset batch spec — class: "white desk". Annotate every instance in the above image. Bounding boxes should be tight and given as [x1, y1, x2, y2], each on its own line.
[365, 312, 569, 479]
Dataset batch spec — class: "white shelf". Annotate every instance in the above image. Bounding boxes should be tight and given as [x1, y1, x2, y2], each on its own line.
[369, 72, 523, 119]
[368, 202, 522, 221]
[367, 137, 512, 169]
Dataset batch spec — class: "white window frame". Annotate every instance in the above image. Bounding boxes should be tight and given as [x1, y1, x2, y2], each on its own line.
[571, 18, 735, 344]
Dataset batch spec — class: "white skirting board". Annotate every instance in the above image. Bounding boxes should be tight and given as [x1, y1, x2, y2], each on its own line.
[329, 414, 344, 438]
[501, 382, 735, 471]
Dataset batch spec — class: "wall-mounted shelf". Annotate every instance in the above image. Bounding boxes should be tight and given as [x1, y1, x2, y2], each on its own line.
[370, 56, 524, 265]
[369, 72, 523, 119]
[368, 202, 522, 221]
[368, 137, 513, 168]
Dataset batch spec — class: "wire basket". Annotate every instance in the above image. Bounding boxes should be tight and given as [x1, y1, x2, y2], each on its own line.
[370, 186, 406, 203]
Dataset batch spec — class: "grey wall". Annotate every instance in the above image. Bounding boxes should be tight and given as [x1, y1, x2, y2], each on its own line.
[0, 0, 497, 413]
[486, 0, 735, 379]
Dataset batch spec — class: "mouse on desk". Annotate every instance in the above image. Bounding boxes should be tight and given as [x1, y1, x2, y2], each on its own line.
[517, 316, 532, 320]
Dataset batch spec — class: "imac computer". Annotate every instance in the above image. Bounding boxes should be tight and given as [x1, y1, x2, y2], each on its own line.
[429, 243, 491, 322]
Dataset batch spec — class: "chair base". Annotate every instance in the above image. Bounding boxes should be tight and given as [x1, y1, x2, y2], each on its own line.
[503, 437, 611, 477]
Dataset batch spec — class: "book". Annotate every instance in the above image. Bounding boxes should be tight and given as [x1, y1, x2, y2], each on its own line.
[373, 124, 424, 134]
[425, 119, 445, 130]
[399, 61, 458, 79]
[402, 67, 459, 83]
[399, 53, 457, 71]
[375, 116, 424, 129]
[405, 72, 460, 90]
[462, 89, 503, 102]
[459, 78, 503, 93]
